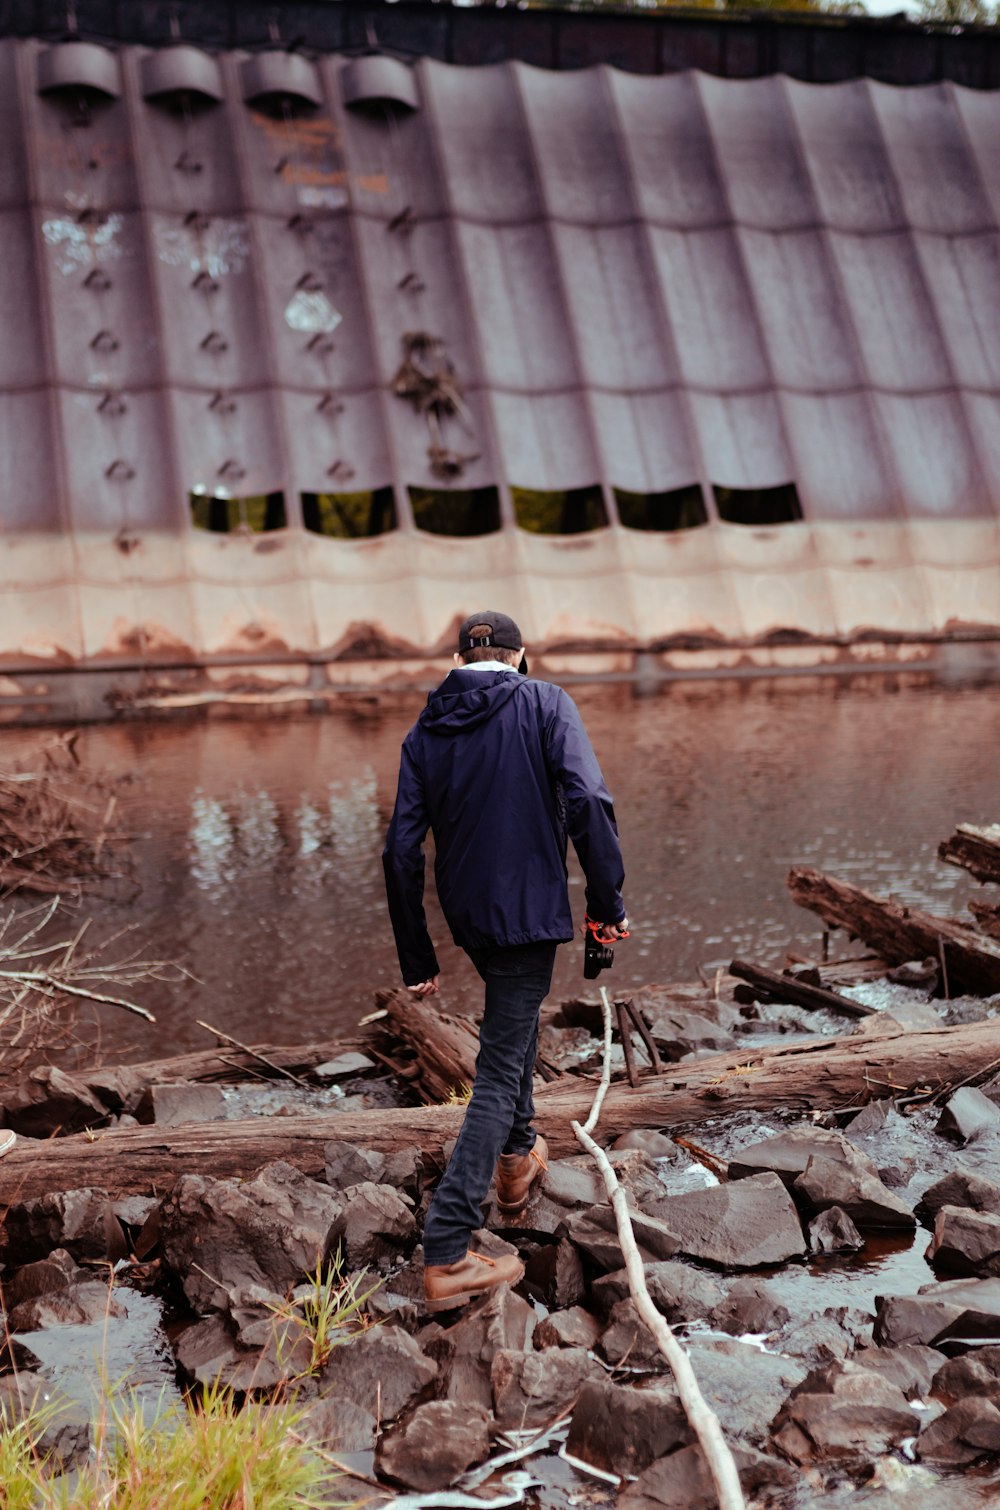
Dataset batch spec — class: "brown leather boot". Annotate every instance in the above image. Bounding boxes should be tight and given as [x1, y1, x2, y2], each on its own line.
[424, 1249, 525, 1313]
[496, 1135, 549, 1215]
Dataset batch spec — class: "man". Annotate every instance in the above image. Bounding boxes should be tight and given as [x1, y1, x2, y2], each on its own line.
[383, 611, 627, 1312]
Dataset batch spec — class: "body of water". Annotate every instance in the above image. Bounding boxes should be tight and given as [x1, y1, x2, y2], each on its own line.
[1, 671, 997, 1061]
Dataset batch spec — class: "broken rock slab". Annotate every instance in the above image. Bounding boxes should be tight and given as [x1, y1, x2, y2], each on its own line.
[1, 1065, 108, 1137]
[933, 1343, 1000, 1405]
[0, 1188, 127, 1265]
[566, 1204, 680, 1271]
[937, 1087, 1000, 1144]
[0, 1372, 91, 1471]
[133, 1082, 228, 1126]
[916, 1397, 1000, 1467]
[565, 1378, 691, 1477]
[808, 1206, 864, 1255]
[928, 1205, 1000, 1278]
[641, 1173, 807, 1268]
[619, 1443, 796, 1510]
[297, 1396, 378, 1455]
[522, 1237, 586, 1309]
[709, 1278, 791, 1338]
[376, 1400, 491, 1492]
[492, 1346, 603, 1429]
[599, 1297, 670, 1370]
[727, 1126, 856, 1187]
[592, 1260, 724, 1324]
[915, 1169, 1000, 1227]
[329, 1180, 415, 1267]
[533, 1305, 602, 1352]
[7, 1279, 125, 1334]
[774, 1306, 874, 1369]
[318, 1323, 437, 1424]
[425, 1285, 534, 1410]
[770, 1359, 918, 1466]
[794, 1150, 915, 1232]
[159, 1160, 344, 1313]
[173, 1312, 313, 1393]
[875, 1276, 1000, 1349]
[684, 1340, 806, 1447]
[1, 1248, 81, 1308]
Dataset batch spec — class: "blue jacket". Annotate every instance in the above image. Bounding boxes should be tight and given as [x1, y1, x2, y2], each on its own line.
[383, 668, 625, 985]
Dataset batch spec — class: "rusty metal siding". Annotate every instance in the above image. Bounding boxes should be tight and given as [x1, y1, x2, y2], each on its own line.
[0, 32, 998, 669]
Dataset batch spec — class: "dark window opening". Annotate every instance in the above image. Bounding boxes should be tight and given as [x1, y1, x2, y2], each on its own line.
[302, 489, 396, 539]
[190, 491, 287, 533]
[409, 486, 500, 537]
[512, 486, 607, 535]
[713, 483, 803, 527]
[615, 484, 707, 533]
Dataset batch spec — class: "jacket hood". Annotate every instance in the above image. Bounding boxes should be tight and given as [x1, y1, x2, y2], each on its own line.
[419, 668, 525, 735]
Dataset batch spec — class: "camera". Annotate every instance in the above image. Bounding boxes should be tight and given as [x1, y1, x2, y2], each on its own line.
[582, 916, 627, 979]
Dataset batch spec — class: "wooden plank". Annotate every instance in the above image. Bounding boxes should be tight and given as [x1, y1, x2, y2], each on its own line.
[938, 824, 1000, 885]
[729, 958, 876, 1019]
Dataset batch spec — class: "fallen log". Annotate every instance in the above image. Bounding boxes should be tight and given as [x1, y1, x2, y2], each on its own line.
[938, 824, 1000, 885]
[787, 866, 1000, 998]
[3, 1018, 1000, 1205]
[970, 899, 1000, 944]
[374, 990, 481, 1103]
[729, 959, 876, 1020]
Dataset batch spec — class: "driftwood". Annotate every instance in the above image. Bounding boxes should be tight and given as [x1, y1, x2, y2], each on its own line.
[970, 899, 1000, 943]
[938, 824, 1000, 885]
[729, 959, 876, 1020]
[4, 1019, 1000, 1206]
[787, 866, 1000, 998]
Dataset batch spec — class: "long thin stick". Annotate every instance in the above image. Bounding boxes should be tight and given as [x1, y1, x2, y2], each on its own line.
[196, 1019, 311, 1087]
[571, 986, 746, 1510]
[0, 971, 155, 1022]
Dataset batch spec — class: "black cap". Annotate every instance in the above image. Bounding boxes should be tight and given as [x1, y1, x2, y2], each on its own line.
[457, 611, 523, 654]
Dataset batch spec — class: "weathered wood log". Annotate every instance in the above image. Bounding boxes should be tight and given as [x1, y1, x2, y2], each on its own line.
[375, 990, 481, 1103]
[4, 1019, 1000, 1205]
[970, 899, 1000, 943]
[938, 824, 1000, 885]
[787, 866, 1000, 998]
[729, 959, 876, 1019]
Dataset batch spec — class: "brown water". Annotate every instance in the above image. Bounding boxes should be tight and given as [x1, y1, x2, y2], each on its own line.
[1, 671, 997, 1061]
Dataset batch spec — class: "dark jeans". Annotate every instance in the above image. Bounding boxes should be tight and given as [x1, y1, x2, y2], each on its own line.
[422, 940, 558, 1267]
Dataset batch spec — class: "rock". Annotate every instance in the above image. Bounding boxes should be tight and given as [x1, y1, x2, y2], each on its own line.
[613, 1129, 675, 1159]
[728, 1126, 855, 1187]
[775, 1307, 873, 1368]
[539, 1159, 604, 1209]
[915, 1170, 1000, 1227]
[7, 1279, 125, 1333]
[134, 1082, 228, 1126]
[793, 1149, 915, 1232]
[564, 1379, 690, 1476]
[1, 1065, 108, 1137]
[916, 1397, 1000, 1466]
[619, 1443, 796, 1510]
[160, 1161, 344, 1312]
[641, 1174, 807, 1268]
[854, 1343, 943, 1400]
[928, 1205, 1000, 1277]
[491, 1189, 570, 1241]
[844, 1099, 891, 1138]
[875, 1277, 1000, 1349]
[112, 1195, 158, 1230]
[297, 1396, 378, 1453]
[492, 1347, 602, 1429]
[933, 1344, 1000, 1404]
[314, 1052, 375, 1081]
[319, 1324, 437, 1423]
[0, 1188, 127, 1265]
[645, 1008, 737, 1059]
[937, 1088, 1000, 1144]
[770, 1359, 918, 1464]
[710, 1279, 790, 1338]
[566, 1205, 680, 1271]
[330, 1182, 415, 1267]
[174, 1313, 311, 1392]
[324, 1141, 386, 1189]
[426, 1286, 534, 1409]
[808, 1206, 864, 1254]
[534, 1306, 603, 1352]
[886, 959, 939, 991]
[0, 1372, 91, 1469]
[384, 1148, 422, 1197]
[377, 1400, 491, 1491]
[599, 1297, 668, 1369]
[2, 1248, 81, 1308]
[522, 1238, 586, 1309]
[685, 1341, 806, 1446]
[592, 1261, 724, 1323]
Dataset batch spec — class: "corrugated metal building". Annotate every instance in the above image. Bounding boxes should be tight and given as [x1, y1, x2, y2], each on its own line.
[1, 4, 999, 709]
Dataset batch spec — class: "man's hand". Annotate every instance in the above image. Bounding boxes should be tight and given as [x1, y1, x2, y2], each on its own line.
[407, 975, 441, 997]
[587, 916, 630, 944]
